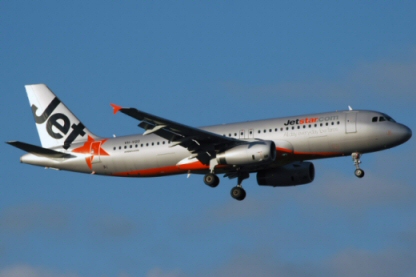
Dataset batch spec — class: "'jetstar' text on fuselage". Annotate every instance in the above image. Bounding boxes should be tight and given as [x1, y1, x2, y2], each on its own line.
[284, 116, 339, 126]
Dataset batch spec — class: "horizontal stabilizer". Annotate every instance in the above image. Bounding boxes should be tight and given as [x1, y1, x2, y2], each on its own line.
[7, 141, 74, 158]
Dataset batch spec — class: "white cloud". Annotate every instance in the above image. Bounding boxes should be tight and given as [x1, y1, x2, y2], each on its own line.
[0, 203, 68, 234]
[350, 58, 416, 97]
[329, 248, 416, 277]
[196, 242, 416, 277]
[204, 250, 325, 277]
[309, 172, 415, 210]
[0, 265, 80, 277]
[223, 48, 416, 107]
[146, 268, 185, 277]
[91, 213, 136, 238]
[175, 190, 285, 234]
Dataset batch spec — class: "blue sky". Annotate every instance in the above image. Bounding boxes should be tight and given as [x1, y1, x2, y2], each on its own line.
[1, 1, 416, 276]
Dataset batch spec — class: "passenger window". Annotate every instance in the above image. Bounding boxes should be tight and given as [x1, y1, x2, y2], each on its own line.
[292, 126, 295, 130]
[241, 132, 243, 136]
[146, 143, 148, 146]
[275, 128, 278, 132]
[113, 147, 116, 150]
[320, 123, 323, 127]
[286, 127, 289, 130]
[119, 146, 121, 150]
[331, 122, 334, 125]
[303, 125, 306, 128]
[258, 130, 260, 134]
[263, 130, 266, 133]
[130, 145, 132, 148]
[124, 146, 127, 149]
[280, 128, 283, 131]
[269, 129, 272, 132]
[141, 144, 143, 147]
[157, 142, 160, 145]
[308, 125, 311, 128]
[163, 141, 165, 144]
[297, 126, 300, 129]
[135, 144, 138, 148]
[325, 123, 328, 126]
[314, 124, 317, 127]
[372, 117, 378, 122]
[250, 131, 253, 134]
[337, 121, 340, 125]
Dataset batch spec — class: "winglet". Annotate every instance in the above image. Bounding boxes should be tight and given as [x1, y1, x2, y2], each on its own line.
[110, 103, 122, 114]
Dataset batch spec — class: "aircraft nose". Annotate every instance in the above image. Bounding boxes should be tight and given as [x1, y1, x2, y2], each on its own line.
[397, 124, 412, 143]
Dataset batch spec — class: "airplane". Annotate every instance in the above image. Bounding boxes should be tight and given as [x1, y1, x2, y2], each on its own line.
[7, 84, 412, 201]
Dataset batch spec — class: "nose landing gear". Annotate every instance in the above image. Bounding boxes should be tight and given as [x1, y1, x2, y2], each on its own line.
[352, 152, 365, 178]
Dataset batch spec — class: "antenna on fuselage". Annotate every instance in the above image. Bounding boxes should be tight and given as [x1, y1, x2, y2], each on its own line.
[348, 106, 353, 111]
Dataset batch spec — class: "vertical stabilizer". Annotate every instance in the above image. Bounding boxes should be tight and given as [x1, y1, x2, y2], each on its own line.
[25, 84, 97, 149]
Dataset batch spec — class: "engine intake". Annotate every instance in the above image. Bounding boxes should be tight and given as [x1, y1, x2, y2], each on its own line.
[216, 141, 276, 166]
[257, 162, 315, 187]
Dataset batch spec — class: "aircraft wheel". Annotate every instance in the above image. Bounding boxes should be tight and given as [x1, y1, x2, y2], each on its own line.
[231, 186, 246, 201]
[354, 169, 365, 178]
[204, 173, 219, 187]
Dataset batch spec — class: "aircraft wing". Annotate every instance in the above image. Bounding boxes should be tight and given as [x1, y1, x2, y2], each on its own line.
[111, 104, 242, 164]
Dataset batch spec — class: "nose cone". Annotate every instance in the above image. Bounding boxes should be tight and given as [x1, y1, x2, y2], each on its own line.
[396, 124, 412, 144]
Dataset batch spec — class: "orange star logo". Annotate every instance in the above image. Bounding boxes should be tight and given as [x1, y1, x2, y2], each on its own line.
[72, 136, 110, 169]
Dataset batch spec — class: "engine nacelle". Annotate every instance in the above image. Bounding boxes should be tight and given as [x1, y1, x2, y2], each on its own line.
[257, 162, 315, 187]
[216, 141, 276, 166]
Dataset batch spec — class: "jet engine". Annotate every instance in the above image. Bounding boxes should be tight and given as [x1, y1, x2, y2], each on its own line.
[216, 141, 276, 166]
[257, 162, 315, 187]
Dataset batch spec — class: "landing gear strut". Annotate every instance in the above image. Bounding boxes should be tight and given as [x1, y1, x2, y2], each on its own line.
[352, 152, 365, 178]
[230, 173, 249, 201]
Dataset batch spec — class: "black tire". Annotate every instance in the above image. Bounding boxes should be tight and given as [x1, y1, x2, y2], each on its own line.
[204, 173, 219, 187]
[355, 169, 365, 178]
[230, 187, 246, 201]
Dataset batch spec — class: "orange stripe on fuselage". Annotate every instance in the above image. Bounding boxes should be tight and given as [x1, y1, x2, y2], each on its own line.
[113, 165, 185, 177]
[112, 160, 229, 177]
[177, 160, 209, 171]
[111, 148, 343, 177]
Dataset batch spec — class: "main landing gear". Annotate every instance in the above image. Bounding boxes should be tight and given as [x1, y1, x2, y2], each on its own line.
[352, 152, 365, 178]
[230, 173, 249, 201]
[204, 173, 219, 187]
[203, 172, 249, 201]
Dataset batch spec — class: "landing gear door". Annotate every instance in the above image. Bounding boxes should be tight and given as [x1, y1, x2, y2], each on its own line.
[345, 112, 357, 133]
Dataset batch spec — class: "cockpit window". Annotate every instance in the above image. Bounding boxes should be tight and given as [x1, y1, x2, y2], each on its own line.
[372, 117, 378, 122]
[380, 114, 396, 122]
[379, 116, 386, 122]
